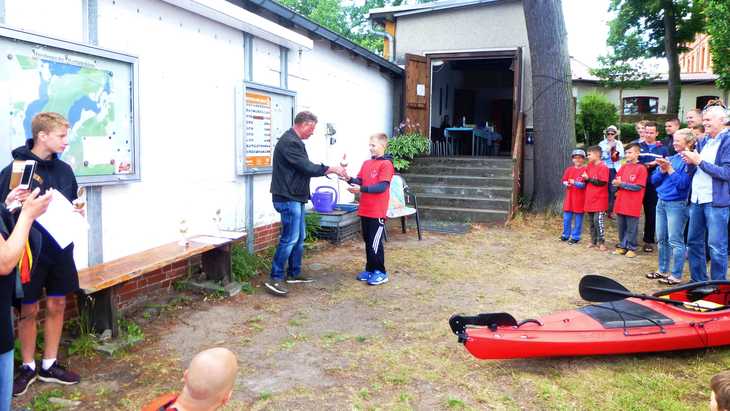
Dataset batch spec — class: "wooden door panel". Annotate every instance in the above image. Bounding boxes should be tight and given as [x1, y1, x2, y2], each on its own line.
[404, 53, 429, 134]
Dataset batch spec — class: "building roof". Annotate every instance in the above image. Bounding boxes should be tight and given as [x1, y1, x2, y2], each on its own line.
[570, 58, 719, 86]
[229, 0, 403, 76]
[368, 0, 511, 21]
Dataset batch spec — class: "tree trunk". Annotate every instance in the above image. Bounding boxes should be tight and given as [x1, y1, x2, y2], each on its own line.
[663, 0, 681, 116]
[618, 87, 623, 124]
[523, 0, 575, 212]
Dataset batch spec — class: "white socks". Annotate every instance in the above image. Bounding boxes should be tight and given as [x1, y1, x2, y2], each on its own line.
[23, 362, 35, 371]
[42, 358, 56, 370]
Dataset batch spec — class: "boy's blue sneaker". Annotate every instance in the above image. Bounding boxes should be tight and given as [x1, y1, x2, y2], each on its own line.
[356, 271, 372, 282]
[367, 271, 388, 285]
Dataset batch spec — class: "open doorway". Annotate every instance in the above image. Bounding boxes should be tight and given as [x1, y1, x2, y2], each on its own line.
[428, 56, 517, 157]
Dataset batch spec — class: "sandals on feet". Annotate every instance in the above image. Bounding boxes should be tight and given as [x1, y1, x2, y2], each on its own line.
[643, 244, 654, 253]
[659, 276, 681, 285]
[646, 271, 668, 279]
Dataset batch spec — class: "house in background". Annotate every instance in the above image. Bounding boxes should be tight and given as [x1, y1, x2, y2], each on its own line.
[572, 33, 727, 122]
[368, 0, 532, 223]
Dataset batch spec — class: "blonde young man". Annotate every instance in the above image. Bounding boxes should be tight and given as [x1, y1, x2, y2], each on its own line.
[0, 112, 83, 395]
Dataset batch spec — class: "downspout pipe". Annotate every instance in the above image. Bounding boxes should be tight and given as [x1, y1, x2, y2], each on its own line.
[370, 23, 394, 63]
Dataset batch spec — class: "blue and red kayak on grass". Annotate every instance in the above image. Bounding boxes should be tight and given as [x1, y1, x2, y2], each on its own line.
[449, 276, 730, 359]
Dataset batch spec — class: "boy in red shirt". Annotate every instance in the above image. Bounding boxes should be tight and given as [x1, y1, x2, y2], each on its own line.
[346, 133, 395, 285]
[561, 149, 587, 244]
[582, 146, 610, 250]
[612, 143, 648, 258]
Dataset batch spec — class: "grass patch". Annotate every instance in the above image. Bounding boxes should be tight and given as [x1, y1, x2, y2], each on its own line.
[29, 389, 65, 411]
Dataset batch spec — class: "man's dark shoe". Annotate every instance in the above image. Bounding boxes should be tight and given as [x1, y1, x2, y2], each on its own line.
[286, 275, 314, 284]
[38, 362, 80, 385]
[13, 365, 37, 396]
[265, 281, 288, 296]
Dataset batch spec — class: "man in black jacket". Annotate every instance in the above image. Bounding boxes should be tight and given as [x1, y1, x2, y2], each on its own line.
[266, 111, 346, 296]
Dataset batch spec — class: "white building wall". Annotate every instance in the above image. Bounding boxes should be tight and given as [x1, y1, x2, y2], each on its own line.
[2, 0, 396, 265]
[574, 82, 723, 118]
[393, 0, 532, 127]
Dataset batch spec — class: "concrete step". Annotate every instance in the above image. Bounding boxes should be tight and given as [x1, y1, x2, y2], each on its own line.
[402, 174, 513, 188]
[408, 183, 512, 199]
[417, 194, 511, 210]
[417, 205, 509, 223]
[406, 164, 512, 178]
[413, 156, 513, 168]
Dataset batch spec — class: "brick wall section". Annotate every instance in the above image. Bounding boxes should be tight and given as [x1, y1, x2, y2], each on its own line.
[22, 222, 281, 327]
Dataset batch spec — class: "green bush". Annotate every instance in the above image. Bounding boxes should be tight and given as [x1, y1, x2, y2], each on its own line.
[231, 243, 271, 283]
[576, 93, 619, 146]
[386, 132, 430, 171]
[304, 212, 321, 247]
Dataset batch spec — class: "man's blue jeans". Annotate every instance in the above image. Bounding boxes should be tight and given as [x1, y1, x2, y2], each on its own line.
[687, 203, 729, 282]
[562, 211, 583, 241]
[270, 201, 306, 282]
[0, 348, 12, 411]
[655, 199, 688, 279]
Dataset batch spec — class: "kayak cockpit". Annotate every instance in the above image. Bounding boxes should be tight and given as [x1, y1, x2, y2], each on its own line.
[653, 281, 730, 312]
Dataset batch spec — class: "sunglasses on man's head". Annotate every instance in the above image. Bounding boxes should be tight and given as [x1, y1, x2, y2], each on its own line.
[704, 99, 727, 110]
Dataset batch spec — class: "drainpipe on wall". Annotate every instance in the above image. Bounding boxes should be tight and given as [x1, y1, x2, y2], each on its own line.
[370, 23, 394, 63]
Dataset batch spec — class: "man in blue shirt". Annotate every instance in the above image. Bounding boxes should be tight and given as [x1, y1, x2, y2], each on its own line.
[636, 121, 669, 253]
[682, 106, 730, 281]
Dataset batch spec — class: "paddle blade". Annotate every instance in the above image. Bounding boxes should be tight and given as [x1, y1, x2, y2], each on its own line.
[579, 274, 633, 302]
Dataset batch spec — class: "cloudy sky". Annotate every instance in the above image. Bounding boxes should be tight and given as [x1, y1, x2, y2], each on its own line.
[562, 0, 612, 68]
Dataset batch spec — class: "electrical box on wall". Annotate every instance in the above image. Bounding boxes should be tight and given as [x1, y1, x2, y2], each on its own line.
[325, 122, 337, 145]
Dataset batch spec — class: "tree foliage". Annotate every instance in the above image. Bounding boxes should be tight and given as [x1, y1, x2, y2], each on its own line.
[607, 0, 705, 114]
[705, 0, 730, 90]
[590, 55, 658, 91]
[277, 0, 419, 53]
[576, 93, 619, 146]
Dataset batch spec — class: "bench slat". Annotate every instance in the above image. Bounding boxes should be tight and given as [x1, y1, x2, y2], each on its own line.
[78, 240, 220, 294]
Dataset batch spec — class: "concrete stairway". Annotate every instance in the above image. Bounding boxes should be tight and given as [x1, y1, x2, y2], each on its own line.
[400, 156, 513, 223]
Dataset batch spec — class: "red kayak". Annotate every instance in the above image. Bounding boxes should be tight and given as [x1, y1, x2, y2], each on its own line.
[449, 275, 730, 359]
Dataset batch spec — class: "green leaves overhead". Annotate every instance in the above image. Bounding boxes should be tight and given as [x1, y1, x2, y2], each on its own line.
[705, 0, 730, 90]
[607, 0, 705, 60]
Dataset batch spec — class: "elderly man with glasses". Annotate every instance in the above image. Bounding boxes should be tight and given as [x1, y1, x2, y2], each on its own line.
[681, 104, 730, 282]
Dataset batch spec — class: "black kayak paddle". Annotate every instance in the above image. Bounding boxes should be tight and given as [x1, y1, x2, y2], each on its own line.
[579, 274, 698, 307]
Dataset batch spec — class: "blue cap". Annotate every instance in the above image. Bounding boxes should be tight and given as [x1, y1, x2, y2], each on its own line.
[571, 149, 586, 158]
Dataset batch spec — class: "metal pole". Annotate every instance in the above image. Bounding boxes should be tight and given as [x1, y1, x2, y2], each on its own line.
[244, 32, 255, 254]
[84, 0, 103, 265]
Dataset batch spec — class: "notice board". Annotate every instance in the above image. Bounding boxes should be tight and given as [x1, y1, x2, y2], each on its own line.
[0, 26, 140, 185]
[235, 83, 295, 175]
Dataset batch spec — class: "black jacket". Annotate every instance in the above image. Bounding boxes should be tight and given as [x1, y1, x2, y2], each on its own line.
[270, 129, 328, 203]
[0, 140, 78, 254]
[0, 139, 78, 204]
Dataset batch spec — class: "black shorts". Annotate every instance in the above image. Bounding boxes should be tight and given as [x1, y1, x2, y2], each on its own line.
[22, 245, 79, 304]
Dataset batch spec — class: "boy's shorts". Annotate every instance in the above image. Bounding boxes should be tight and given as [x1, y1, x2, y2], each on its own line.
[22, 248, 79, 304]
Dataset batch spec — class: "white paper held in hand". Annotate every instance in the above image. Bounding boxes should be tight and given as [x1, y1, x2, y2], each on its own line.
[36, 189, 89, 249]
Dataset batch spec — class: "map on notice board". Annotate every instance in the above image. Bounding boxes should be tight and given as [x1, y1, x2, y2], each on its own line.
[245, 92, 273, 168]
[0, 27, 138, 184]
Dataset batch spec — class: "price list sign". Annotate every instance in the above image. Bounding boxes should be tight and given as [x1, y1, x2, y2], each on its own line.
[244, 92, 273, 168]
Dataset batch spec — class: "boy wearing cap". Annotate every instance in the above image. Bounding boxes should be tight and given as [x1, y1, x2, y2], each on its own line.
[582, 146, 610, 250]
[561, 149, 587, 244]
[612, 143, 648, 257]
[600, 125, 624, 218]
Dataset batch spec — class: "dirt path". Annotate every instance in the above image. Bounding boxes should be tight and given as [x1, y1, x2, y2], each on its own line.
[16, 214, 721, 410]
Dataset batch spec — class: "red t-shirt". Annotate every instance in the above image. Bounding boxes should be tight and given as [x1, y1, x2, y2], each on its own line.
[614, 162, 647, 217]
[562, 165, 586, 213]
[584, 162, 609, 212]
[357, 158, 395, 218]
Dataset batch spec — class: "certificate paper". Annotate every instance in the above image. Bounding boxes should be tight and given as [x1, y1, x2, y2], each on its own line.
[36, 190, 88, 249]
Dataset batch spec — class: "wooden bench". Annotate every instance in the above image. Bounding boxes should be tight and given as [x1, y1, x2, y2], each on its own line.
[77, 235, 237, 337]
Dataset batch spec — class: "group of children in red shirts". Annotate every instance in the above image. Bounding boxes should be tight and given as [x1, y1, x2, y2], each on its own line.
[562, 143, 648, 257]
